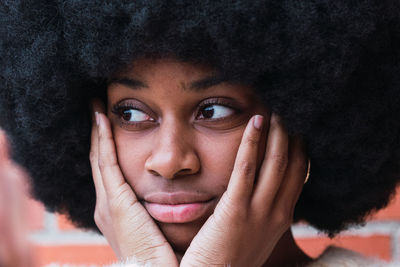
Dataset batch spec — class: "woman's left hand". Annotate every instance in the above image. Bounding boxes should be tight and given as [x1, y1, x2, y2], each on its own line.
[180, 114, 307, 267]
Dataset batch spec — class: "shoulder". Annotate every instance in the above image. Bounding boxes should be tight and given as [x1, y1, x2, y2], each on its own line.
[306, 246, 399, 267]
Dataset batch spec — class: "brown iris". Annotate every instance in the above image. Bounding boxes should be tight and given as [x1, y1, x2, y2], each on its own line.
[201, 106, 214, 119]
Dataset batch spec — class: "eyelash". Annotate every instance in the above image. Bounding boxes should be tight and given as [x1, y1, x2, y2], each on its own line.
[197, 98, 238, 121]
[111, 98, 240, 128]
[111, 102, 151, 128]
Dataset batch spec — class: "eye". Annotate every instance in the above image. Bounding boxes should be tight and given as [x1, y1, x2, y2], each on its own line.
[121, 108, 153, 122]
[197, 104, 235, 120]
[111, 100, 155, 125]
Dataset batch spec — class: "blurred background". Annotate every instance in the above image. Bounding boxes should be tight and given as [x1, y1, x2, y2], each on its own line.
[24, 186, 400, 266]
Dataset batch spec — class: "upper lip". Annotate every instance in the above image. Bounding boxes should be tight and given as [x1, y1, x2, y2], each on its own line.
[143, 192, 213, 205]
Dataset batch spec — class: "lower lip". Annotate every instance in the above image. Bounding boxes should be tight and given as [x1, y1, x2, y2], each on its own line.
[143, 201, 213, 223]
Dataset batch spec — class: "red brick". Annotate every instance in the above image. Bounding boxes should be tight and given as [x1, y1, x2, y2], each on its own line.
[33, 245, 117, 266]
[295, 234, 391, 261]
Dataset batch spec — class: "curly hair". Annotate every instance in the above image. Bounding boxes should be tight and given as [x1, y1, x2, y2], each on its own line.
[1, 0, 400, 237]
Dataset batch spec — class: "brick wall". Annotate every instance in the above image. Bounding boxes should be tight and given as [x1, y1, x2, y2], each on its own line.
[26, 188, 400, 266]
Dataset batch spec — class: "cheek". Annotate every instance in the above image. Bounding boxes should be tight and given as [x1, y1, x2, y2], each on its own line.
[112, 128, 149, 187]
[197, 132, 243, 191]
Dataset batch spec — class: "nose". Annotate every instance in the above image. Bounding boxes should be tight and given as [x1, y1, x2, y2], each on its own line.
[144, 122, 200, 179]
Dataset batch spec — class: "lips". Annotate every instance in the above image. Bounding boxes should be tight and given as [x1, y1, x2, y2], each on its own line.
[142, 192, 215, 223]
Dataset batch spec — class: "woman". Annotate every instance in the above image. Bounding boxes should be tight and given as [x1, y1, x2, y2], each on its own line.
[1, 0, 400, 266]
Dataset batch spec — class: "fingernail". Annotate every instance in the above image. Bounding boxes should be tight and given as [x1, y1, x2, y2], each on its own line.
[95, 112, 99, 126]
[253, 115, 263, 130]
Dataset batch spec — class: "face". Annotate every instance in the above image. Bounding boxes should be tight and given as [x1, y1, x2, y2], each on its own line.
[107, 58, 270, 252]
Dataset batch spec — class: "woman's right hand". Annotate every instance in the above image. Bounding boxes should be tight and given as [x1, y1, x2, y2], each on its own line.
[89, 100, 178, 266]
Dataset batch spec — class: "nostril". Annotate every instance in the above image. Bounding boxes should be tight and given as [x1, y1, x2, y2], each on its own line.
[149, 170, 160, 176]
[173, 168, 196, 178]
[179, 168, 192, 174]
[147, 168, 194, 179]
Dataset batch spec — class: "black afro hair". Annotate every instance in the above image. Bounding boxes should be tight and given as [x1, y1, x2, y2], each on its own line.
[1, 0, 400, 237]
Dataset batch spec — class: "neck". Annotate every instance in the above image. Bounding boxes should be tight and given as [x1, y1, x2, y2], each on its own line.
[263, 228, 312, 266]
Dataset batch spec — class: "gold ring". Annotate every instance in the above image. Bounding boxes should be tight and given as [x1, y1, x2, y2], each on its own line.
[304, 159, 311, 184]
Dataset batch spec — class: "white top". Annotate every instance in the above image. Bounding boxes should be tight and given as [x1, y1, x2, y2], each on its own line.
[46, 246, 400, 267]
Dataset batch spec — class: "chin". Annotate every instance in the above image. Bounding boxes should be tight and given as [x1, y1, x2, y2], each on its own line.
[158, 219, 206, 252]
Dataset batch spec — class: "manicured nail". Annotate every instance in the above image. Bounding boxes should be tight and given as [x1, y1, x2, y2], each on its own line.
[95, 112, 99, 126]
[253, 115, 263, 130]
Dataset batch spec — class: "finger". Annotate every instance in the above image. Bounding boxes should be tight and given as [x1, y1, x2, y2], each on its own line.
[273, 136, 307, 213]
[252, 114, 289, 209]
[96, 111, 137, 201]
[226, 115, 264, 204]
[0, 129, 10, 163]
[89, 99, 107, 201]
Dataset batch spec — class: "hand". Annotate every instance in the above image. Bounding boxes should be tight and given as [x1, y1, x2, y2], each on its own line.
[89, 100, 178, 266]
[0, 130, 36, 267]
[180, 114, 307, 267]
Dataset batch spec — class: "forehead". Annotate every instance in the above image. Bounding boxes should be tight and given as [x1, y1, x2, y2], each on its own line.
[109, 57, 252, 93]
[107, 57, 259, 106]
[116, 58, 216, 82]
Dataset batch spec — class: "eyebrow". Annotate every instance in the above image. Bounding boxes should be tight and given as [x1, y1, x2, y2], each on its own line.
[108, 74, 227, 91]
[107, 78, 148, 89]
[190, 75, 227, 90]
